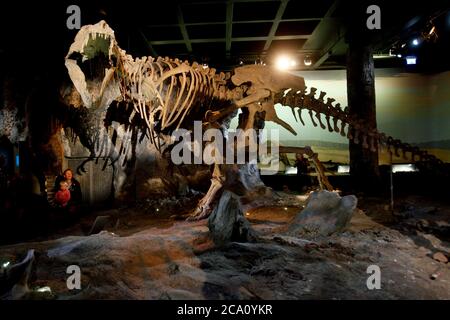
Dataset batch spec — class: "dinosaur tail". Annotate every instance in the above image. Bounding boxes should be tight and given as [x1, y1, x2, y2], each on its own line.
[275, 87, 448, 174]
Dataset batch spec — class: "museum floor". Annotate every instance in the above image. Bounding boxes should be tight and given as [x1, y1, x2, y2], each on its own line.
[1, 190, 448, 300]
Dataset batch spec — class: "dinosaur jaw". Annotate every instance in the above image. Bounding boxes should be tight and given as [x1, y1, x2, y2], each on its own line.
[65, 20, 120, 109]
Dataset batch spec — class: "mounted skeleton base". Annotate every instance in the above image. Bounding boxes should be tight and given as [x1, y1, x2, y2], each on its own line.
[63, 21, 445, 221]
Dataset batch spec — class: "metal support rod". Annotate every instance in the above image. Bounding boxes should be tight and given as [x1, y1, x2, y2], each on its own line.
[389, 150, 394, 213]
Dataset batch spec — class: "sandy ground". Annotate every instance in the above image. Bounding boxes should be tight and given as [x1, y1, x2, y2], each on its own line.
[0, 192, 449, 300]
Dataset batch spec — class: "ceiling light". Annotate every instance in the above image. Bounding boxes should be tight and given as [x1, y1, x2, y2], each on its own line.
[397, 54, 402, 58]
[412, 38, 419, 46]
[428, 26, 436, 35]
[275, 55, 292, 70]
[303, 56, 312, 66]
[406, 56, 417, 65]
[424, 24, 438, 42]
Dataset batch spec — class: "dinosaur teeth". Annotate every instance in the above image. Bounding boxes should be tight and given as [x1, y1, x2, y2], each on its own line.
[82, 36, 91, 53]
[283, 88, 292, 97]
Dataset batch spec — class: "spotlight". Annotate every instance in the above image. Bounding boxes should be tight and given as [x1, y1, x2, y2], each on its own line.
[255, 58, 265, 65]
[303, 55, 312, 66]
[424, 24, 438, 42]
[406, 56, 417, 65]
[397, 54, 402, 58]
[412, 38, 419, 46]
[275, 55, 291, 70]
[428, 26, 436, 36]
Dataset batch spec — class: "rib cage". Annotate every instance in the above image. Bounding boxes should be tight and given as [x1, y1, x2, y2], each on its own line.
[116, 56, 236, 149]
[275, 87, 446, 169]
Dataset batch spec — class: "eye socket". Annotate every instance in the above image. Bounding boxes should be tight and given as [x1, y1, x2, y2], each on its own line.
[68, 51, 83, 63]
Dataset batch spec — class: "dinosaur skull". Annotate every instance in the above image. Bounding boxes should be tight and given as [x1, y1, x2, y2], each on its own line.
[65, 20, 121, 110]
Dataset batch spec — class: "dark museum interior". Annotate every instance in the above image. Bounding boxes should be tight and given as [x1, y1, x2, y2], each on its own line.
[0, 0, 449, 302]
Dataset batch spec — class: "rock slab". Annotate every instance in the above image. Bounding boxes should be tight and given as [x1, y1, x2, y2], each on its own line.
[289, 190, 357, 236]
[208, 191, 256, 245]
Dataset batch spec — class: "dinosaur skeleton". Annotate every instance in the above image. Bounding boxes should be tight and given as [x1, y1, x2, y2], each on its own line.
[64, 21, 445, 219]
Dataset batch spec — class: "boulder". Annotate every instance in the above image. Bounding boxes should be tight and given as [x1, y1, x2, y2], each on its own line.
[288, 190, 357, 236]
[208, 190, 256, 245]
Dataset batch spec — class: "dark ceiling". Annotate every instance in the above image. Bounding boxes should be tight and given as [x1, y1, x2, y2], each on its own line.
[1, 0, 450, 73]
[101, 0, 450, 72]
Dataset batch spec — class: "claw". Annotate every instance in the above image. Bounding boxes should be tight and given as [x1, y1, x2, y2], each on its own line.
[186, 205, 213, 221]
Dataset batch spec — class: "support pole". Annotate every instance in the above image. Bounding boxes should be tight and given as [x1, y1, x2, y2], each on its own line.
[389, 151, 394, 213]
[345, 1, 381, 192]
